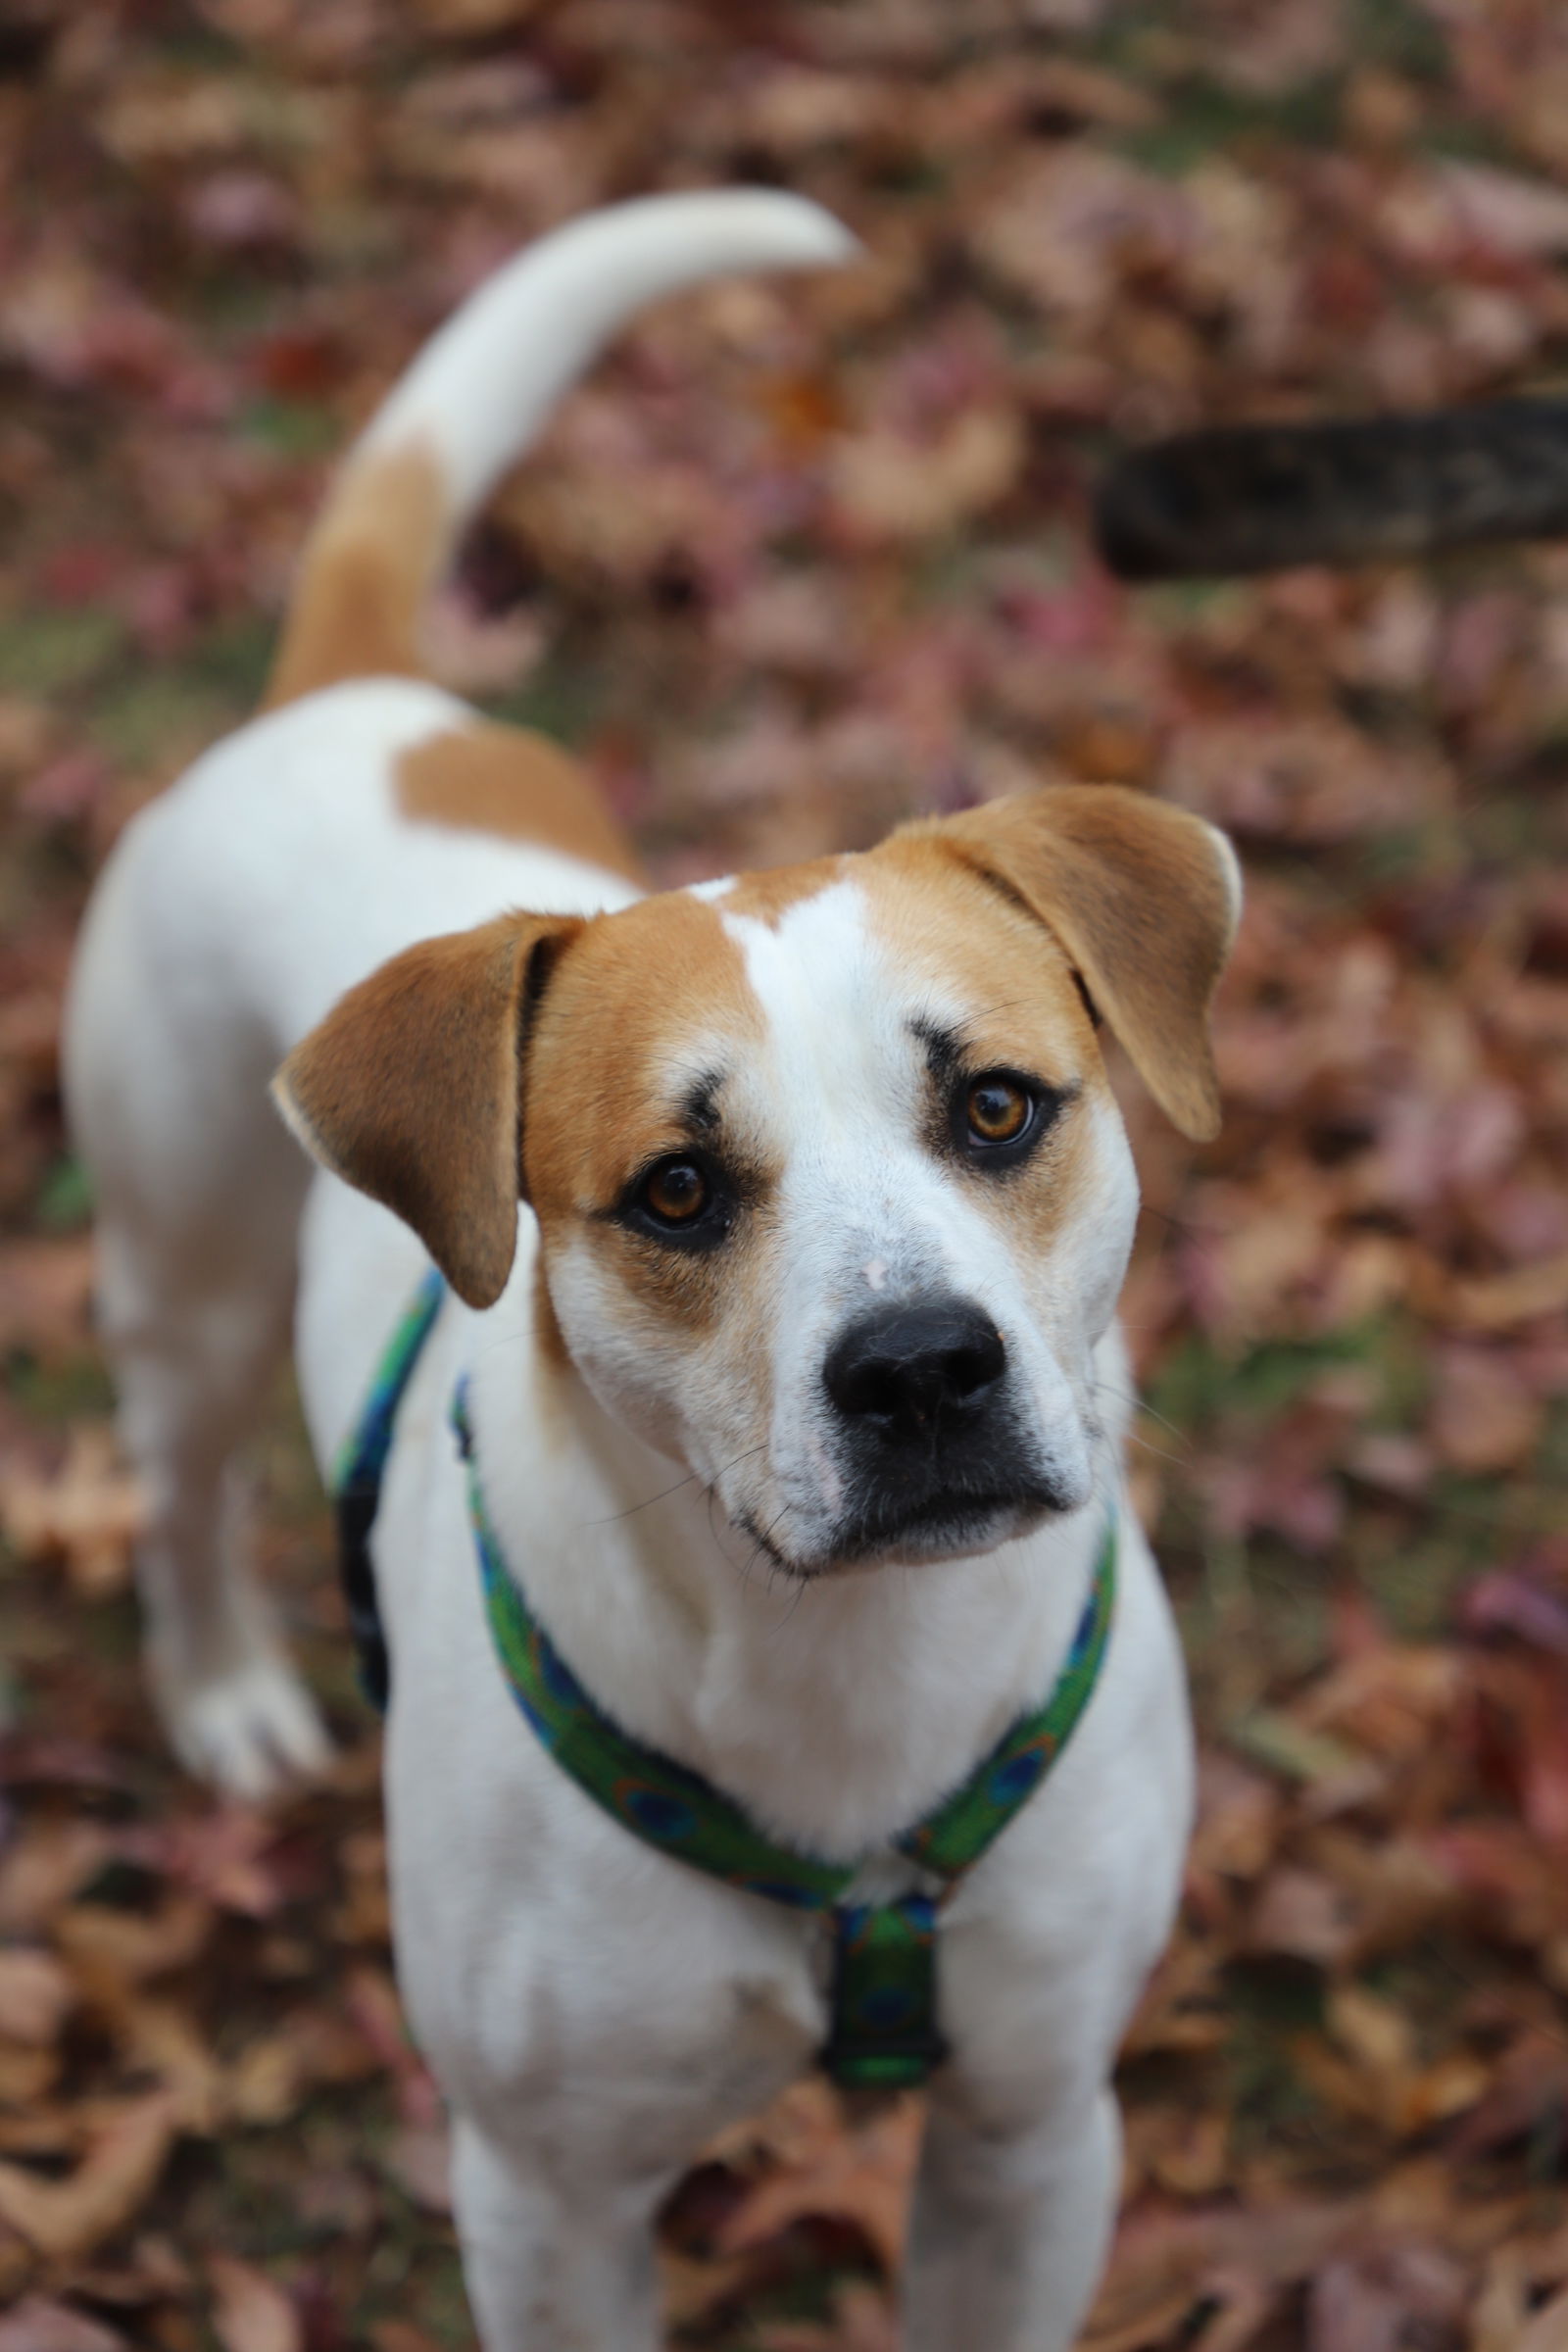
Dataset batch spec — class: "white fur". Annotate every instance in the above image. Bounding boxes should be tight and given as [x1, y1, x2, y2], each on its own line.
[352, 193, 857, 574]
[64, 196, 1197, 2351]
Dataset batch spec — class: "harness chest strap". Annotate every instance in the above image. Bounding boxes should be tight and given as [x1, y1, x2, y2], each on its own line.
[336, 1273, 1118, 2091]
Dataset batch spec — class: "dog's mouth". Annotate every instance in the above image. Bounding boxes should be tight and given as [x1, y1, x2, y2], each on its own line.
[740, 1478, 1070, 1580]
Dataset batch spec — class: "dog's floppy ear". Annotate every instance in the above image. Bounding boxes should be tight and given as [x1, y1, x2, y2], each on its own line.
[272, 910, 582, 1308]
[930, 785, 1241, 1141]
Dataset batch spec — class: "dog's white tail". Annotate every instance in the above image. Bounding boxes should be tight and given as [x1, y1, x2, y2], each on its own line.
[267, 191, 857, 709]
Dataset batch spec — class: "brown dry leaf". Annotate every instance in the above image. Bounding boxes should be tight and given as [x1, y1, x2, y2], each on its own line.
[225, 2002, 376, 2127]
[115, 1997, 223, 2134]
[714, 2083, 919, 2274]
[1087, 2200, 1359, 2342]
[1248, 1867, 1357, 1968]
[0, 1237, 94, 1357]
[0, 2043, 57, 2104]
[224, 2033, 302, 2129]
[209, 2254, 303, 2352]
[0, 1823, 116, 1936]
[1144, 2107, 1229, 2200]
[1192, 1757, 1284, 1882]
[753, 2279, 896, 2350]
[370, 2326, 448, 2352]
[1431, 1346, 1544, 1476]
[0, 1946, 74, 2046]
[0, 695, 60, 778]
[382, 2121, 453, 2216]
[0, 2091, 178, 2260]
[1081, 2285, 1203, 2352]
[0, 2301, 126, 2352]
[1122, 1934, 1229, 2058]
[1473, 2251, 1533, 2352]
[0, 1424, 144, 1595]
[1520, 2283, 1568, 2352]
[828, 409, 1024, 544]
[1305, 2257, 1406, 2352]
[1438, 1250, 1568, 1333]
[56, 1892, 211, 1983]
[1328, 1983, 1414, 2082]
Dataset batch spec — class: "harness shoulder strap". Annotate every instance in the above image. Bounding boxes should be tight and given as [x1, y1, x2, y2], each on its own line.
[333, 1267, 446, 1713]
[897, 1525, 1116, 1883]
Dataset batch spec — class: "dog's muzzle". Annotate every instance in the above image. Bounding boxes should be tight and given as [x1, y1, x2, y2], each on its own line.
[820, 1294, 1069, 1563]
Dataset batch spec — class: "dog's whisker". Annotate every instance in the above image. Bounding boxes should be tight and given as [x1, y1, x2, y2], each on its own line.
[588, 1469, 698, 1527]
[1123, 1429, 1189, 1474]
[1091, 1379, 1189, 1451]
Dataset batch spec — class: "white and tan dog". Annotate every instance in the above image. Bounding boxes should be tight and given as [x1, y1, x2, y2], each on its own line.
[65, 193, 1239, 2349]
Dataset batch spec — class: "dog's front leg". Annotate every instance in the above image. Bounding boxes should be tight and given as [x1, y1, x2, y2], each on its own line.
[450, 2119, 665, 2352]
[903, 2082, 1121, 2352]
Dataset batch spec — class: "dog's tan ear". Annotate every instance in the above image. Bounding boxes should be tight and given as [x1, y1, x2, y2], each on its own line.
[931, 786, 1241, 1141]
[272, 910, 582, 1308]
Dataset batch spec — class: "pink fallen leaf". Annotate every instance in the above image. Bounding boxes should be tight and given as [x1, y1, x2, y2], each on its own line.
[0, 1946, 73, 2046]
[0, 1425, 145, 1596]
[383, 2121, 453, 2216]
[0, 2091, 179, 2260]
[0, 2300, 125, 2352]
[209, 2254, 304, 2352]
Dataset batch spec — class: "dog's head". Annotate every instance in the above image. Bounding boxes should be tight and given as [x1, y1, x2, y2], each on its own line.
[276, 785, 1238, 1577]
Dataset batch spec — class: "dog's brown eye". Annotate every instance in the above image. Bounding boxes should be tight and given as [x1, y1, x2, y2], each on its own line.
[966, 1077, 1032, 1147]
[642, 1157, 709, 1225]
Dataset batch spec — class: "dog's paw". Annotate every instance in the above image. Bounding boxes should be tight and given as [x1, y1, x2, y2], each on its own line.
[158, 1649, 334, 1802]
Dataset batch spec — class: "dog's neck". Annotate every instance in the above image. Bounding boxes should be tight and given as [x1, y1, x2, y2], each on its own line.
[464, 1264, 1128, 1866]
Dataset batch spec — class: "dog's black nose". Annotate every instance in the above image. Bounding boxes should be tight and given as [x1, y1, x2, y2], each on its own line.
[824, 1298, 1005, 1435]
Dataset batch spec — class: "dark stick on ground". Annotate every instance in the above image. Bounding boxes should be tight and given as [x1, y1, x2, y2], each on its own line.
[1095, 398, 1568, 580]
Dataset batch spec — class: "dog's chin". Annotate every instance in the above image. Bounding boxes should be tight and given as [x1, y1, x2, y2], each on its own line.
[741, 1486, 1071, 1582]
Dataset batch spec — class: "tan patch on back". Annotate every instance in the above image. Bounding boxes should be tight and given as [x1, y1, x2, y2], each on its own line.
[266, 440, 448, 710]
[396, 723, 642, 883]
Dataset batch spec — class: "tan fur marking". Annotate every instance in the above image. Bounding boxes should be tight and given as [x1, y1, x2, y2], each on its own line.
[525, 895, 765, 1337]
[396, 724, 642, 883]
[274, 909, 581, 1307]
[892, 786, 1237, 1141]
[862, 846, 1100, 1258]
[532, 1255, 571, 1370]
[266, 441, 449, 710]
[716, 858, 847, 927]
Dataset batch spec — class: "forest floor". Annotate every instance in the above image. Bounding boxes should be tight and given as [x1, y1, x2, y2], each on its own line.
[2, 1, 1568, 2346]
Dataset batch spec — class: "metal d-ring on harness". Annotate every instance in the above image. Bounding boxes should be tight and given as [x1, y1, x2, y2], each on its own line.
[335, 1270, 1118, 2091]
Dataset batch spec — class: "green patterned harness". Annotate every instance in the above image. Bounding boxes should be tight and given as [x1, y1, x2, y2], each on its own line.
[337, 1270, 1117, 2090]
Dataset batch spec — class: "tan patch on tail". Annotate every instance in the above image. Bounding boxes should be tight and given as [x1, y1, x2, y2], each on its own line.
[265, 440, 448, 710]
[395, 723, 642, 883]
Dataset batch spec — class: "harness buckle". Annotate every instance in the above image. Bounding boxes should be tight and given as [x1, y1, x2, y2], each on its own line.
[820, 1895, 950, 2091]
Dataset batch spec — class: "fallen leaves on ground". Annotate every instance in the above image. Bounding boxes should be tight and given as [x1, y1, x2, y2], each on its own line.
[2, 0, 1568, 2345]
